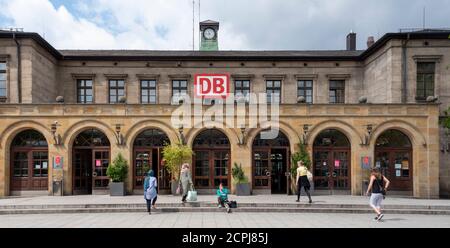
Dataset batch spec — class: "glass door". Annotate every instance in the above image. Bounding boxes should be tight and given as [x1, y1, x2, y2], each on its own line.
[93, 150, 110, 190]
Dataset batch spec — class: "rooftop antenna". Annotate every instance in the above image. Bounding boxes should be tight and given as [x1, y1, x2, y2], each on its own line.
[422, 6, 426, 30]
[192, 0, 195, 51]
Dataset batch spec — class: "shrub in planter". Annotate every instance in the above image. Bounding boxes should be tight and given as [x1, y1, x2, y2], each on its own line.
[106, 153, 129, 196]
[232, 163, 251, 196]
[162, 143, 194, 195]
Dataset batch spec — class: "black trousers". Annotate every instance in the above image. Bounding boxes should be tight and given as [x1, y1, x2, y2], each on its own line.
[146, 196, 157, 212]
[218, 197, 229, 207]
[297, 181, 312, 201]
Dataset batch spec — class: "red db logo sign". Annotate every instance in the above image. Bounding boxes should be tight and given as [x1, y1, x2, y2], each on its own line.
[194, 74, 230, 99]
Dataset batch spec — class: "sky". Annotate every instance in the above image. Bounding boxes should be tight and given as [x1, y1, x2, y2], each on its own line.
[0, 0, 449, 51]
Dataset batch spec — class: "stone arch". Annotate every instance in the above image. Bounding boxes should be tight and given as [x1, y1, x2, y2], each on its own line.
[246, 120, 300, 152]
[185, 123, 240, 148]
[369, 120, 427, 148]
[1, 121, 53, 196]
[125, 120, 179, 147]
[307, 119, 364, 147]
[62, 120, 116, 148]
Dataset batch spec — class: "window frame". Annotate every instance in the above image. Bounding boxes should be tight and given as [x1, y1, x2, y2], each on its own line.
[108, 79, 126, 104]
[266, 80, 282, 104]
[76, 79, 94, 104]
[171, 80, 188, 104]
[140, 80, 158, 104]
[416, 62, 436, 101]
[234, 79, 251, 99]
[329, 80, 345, 104]
[297, 80, 313, 104]
[0, 61, 7, 100]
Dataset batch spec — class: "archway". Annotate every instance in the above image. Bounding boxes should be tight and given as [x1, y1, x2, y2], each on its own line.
[133, 129, 170, 192]
[192, 129, 231, 191]
[375, 129, 413, 192]
[10, 129, 49, 192]
[252, 130, 290, 194]
[313, 129, 351, 193]
[72, 129, 111, 195]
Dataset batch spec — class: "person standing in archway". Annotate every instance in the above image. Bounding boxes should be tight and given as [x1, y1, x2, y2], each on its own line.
[296, 161, 312, 204]
[179, 163, 193, 203]
[366, 168, 390, 221]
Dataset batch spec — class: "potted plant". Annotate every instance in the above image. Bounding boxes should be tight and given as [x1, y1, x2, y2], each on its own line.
[232, 163, 251, 196]
[106, 153, 129, 196]
[162, 143, 194, 195]
[290, 143, 313, 194]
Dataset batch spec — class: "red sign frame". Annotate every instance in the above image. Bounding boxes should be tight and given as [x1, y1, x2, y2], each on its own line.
[194, 74, 230, 99]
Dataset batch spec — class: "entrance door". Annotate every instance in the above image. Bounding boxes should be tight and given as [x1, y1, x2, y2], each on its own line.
[375, 149, 412, 191]
[270, 149, 287, 194]
[134, 148, 169, 190]
[313, 149, 350, 192]
[73, 149, 92, 195]
[74, 149, 110, 194]
[193, 149, 230, 188]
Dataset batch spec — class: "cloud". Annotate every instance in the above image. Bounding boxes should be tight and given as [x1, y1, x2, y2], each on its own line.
[0, 0, 449, 50]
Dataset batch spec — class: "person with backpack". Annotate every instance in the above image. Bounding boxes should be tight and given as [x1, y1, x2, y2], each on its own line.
[366, 168, 390, 221]
[144, 170, 158, 215]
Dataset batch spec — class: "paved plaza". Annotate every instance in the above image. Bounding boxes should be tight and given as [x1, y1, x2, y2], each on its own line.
[1, 212, 450, 228]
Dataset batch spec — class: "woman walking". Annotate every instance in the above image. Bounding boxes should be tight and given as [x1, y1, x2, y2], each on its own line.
[366, 168, 390, 221]
[296, 161, 312, 204]
[144, 170, 158, 215]
[179, 163, 193, 203]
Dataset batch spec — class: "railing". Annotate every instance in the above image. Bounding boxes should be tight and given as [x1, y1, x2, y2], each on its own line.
[398, 28, 450, 33]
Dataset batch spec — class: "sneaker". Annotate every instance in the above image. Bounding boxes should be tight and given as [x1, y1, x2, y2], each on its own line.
[227, 208, 231, 213]
[218, 204, 222, 208]
[373, 215, 379, 221]
[377, 214, 384, 221]
[309, 200, 312, 204]
[296, 200, 300, 202]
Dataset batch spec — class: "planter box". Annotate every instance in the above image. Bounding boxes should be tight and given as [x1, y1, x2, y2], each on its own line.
[110, 182, 126, 196]
[235, 183, 251, 196]
[171, 180, 180, 196]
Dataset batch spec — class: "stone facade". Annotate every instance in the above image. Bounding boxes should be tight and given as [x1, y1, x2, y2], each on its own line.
[0, 30, 449, 198]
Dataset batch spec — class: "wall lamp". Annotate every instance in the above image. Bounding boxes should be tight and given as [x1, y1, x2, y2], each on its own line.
[115, 124, 124, 146]
[51, 121, 62, 145]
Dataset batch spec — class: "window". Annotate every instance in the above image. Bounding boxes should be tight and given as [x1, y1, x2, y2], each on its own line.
[141, 80, 157, 104]
[0, 62, 6, 99]
[77, 79, 93, 104]
[266, 80, 281, 103]
[416, 62, 435, 100]
[298, 80, 313, 103]
[172, 80, 188, 103]
[234, 80, 250, 100]
[329, 80, 345, 104]
[109, 80, 125, 103]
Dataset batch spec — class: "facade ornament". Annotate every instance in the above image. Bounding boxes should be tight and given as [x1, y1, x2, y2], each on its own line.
[178, 125, 186, 145]
[362, 124, 373, 146]
[302, 124, 311, 145]
[115, 124, 124, 146]
[51, 121, 62, 145]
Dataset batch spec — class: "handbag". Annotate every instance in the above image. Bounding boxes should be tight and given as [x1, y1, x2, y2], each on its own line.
[229, 201, 237, 209]
[307, 171, 313, 181]
[187, 186, 197, 202]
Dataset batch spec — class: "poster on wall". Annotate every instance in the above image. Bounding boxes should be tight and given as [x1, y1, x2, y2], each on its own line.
[43, 162, 48, 169]
[395, 164, 402, 169]
[402, 160, 409, 169]
[53, 156, 63, 169]
[361, 156, 371, 170]
[396, 170, 401, 177]
[96, 160, 102, 167]
[334, 160, 340, 168]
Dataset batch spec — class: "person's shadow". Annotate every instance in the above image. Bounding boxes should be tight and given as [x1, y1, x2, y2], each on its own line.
[379, 218, 405, 222]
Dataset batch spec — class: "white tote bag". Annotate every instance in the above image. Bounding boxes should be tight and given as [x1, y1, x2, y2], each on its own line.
[187, 186, 197, 202]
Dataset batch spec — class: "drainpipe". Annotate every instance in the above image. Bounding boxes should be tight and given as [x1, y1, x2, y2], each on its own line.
[401, 34, 410, 103]
[13, 33, 22, 103]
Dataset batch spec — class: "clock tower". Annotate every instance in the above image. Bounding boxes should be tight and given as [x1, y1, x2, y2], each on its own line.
[200, 20, 219, 51]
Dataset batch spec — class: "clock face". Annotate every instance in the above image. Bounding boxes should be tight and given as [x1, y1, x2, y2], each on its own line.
[204, 28, 215, 40]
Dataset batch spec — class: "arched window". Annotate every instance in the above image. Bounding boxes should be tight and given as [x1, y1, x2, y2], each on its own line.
[313, 129, 350, 147]
[193, 129, 230, 148]
[74, 129, 110, 147]
[134, 129, 170, 147]
[376, 130, 412, 148]
[253, 131, 290, 147]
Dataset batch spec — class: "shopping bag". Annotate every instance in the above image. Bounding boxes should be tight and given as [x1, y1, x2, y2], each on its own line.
[229, 201, 238, 209]
[307, 171, 313, 181]
[187, 187, 197, 202]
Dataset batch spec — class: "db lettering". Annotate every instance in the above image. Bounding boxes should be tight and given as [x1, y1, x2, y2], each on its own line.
[195, 74, 229, 99]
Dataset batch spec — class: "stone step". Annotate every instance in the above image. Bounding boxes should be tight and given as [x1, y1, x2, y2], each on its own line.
[1, 203, 449, 210]
[0, 207, 449, 215]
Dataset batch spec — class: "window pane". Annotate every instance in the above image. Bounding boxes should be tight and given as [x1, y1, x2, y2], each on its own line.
[0, 74, 6, 81]
[110, 90, 116, 96]
[142, 90, 148, 96]
[243, 81, 249, 88]
[306, 81, 312, 87]
[86, 89, 93, 96]
[274, 81, 281, 88]
[86, 80, 93, 87]
[110, 96, 117, 103]
[142, 96, 148, 103]
[141, 81, 148, 88]
[0, 62, 6, 70]
[180, 81, 187, 87]
[118, 89, 124, 97]
[110, 80, 117, 87]
[236, 81, 242, 88]
[149, 96, 156, 103]
[149, 90, 156, 96]
[173, 81, 179, 88]
[86, 96, 93, 103]
[267, 81, 273, 87]
[118, 80, 125, 87]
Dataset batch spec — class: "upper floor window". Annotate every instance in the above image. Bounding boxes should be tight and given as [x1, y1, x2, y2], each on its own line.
[109, 79, 125, 103]
[77, 79, 93, 104]
[235, 80, 250, 100]
[266, 80, 281, 103]
[0, 62, 6, 99]
[298, 80, 313, 103]
[416, 62, 435, 100]
[141, 80, 157, 104]
[329, 80, 345, 104]
[172, 80, 188, 103]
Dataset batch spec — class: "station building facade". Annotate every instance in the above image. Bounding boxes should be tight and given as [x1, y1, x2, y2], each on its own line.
[0, 23, 449, 198]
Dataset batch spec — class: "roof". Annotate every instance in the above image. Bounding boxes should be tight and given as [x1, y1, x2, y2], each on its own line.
[1, 30, 449, 61]
[200, 20, 219, 25]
